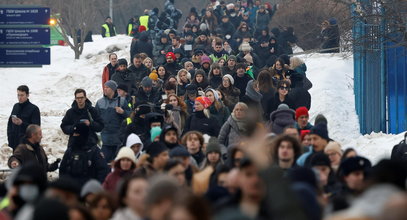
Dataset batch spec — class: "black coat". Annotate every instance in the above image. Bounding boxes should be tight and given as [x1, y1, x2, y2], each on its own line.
[59, 143, 109, 185]
[60, 100, 104, 147]
[7, 100, 41, 150]
[266, 93, 295, 118]
[183, 111, 220, 137]
[130, 32, 153, 59]
[111, 69, 137, 95]
[164, 62, 181, 76]
[233, 74, 252, 98]
[135, 87, 160, 105]
[128, 64, 149, 88]
[209, 75, 222, 89]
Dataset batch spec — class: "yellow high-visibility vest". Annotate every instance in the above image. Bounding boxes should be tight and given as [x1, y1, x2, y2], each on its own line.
[139, 15, 149, 30]
[102, 24, 116, 37]
[127, 23, 133, 36]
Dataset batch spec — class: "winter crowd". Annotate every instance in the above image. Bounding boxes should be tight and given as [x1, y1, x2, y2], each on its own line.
[2, 0, 406, 220]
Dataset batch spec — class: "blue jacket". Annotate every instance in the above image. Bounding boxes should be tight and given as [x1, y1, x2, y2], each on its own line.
[96, 96, 131, 146]
[296, 147, 313, 167]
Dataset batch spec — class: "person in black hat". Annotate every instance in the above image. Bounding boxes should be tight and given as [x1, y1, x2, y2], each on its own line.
[160, 125, 180, 149]
[298, 123, 330, 167]
[111, 59, 137, 96]
[59, 123, 110, 185]
[169, 145, 198, 185]
[337, 156, 371, 194]
[135, 76, 160, 105]
[117, 83, 134, 109]
[309, 152, 338, 195]
[233, 63, 252, 98]
[185, 84, 198, 114]
[135, 142, 170, 177]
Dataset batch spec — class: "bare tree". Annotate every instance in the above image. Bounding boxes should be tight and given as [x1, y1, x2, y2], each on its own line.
[51, 0, 96, 59]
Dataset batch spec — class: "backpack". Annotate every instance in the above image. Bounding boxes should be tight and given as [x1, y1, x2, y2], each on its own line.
[391, 133, 407, 166]
[65, 149, 91, 177]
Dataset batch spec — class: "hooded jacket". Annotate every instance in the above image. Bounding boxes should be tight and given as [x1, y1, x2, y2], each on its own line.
[269, 108, 296, 135]
[61, 99, 104, 147]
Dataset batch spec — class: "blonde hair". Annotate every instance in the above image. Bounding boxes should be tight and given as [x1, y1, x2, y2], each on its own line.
[176, 69, 191, 84]
[289, 57, 304, 70]
[232, 102, 248, 117]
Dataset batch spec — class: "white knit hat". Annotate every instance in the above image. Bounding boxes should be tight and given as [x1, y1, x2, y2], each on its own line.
[115, 147, 137, 164]
[223, 74, 234, 85]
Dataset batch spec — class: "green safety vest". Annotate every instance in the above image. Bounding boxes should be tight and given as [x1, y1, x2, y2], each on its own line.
[102, 23, 116, 37]
[139, 15, 149, 30]
[127, 23, 133, 36]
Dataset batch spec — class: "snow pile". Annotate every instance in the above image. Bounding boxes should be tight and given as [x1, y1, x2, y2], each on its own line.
[0, 35, 405, 169]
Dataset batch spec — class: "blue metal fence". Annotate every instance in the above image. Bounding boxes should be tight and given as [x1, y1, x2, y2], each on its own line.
[352, 1, 406, 134]
[386, 41, 407, 134]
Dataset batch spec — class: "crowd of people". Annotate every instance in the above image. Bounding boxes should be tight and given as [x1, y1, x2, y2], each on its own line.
[2, 0, 406, 220]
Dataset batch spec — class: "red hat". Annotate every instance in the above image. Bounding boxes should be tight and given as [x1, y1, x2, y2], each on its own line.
[195, 96, 212, 109]
[300, 129, 311, 141]
[166, 52, 176, 61]
[295, 107, 309, 120]
[139, 25, 146, 33]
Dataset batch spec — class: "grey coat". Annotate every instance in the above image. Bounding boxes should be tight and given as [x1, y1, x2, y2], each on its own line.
[96, 96, 131, 146]
[218, 116, 243, 148]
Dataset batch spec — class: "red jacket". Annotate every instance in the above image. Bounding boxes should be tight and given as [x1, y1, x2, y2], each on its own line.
[102, 162, 135, 192]
[102, 64, 118, 90]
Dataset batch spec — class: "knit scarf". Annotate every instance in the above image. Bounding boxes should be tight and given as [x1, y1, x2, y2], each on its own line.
[232, 114, 247, 133]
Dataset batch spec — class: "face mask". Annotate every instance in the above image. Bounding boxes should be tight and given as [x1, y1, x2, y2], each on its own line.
[19, 184, 39, 203]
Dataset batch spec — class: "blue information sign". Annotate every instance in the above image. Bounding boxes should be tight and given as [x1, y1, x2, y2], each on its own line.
[0, 8, 50, 25]
[0, 27, 50, 45]
[0, 48, 50, 65]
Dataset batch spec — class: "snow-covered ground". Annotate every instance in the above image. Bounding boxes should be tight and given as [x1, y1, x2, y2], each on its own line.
[0, 35, 405, 169]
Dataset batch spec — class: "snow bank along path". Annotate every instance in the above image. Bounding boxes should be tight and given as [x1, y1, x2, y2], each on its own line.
[0, 35, 404, 169]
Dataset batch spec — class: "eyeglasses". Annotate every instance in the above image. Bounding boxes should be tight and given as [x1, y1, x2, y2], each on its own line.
[279, 86, 289, 90]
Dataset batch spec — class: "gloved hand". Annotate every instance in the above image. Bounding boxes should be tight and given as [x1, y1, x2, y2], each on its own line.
[48, 158, 61, 172]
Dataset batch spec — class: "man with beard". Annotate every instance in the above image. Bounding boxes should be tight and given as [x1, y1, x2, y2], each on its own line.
[8, 125, 60, 173]
[61, 89, 104, 148]
[128, 54, 149, 88]
[59, 123, 109, 185]
[160, 125, 179, 149]
[272, 135, 302, 172]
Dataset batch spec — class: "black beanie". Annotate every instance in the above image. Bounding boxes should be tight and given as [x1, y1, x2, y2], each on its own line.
[146, 142, 168, 158]
[310, 152, 331, 168]
[310, 123, 329, 141]
[117, 83, 129, 93]
[338, 156, 371, 177]
[118, 58, 128, 66]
